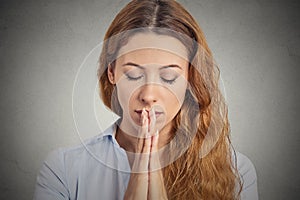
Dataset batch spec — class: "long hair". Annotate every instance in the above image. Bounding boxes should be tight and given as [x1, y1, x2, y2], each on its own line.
[97, 0, 243, 199]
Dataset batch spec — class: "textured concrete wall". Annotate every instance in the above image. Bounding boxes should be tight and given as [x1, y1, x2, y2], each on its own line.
[0, 0, 299, 199]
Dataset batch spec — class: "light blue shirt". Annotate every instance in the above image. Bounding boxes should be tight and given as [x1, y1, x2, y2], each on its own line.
[33, 123, 259, 200]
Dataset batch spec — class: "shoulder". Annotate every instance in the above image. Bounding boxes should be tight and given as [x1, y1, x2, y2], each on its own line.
[34, 126, 116, 199]
[48, 123, 117, 160]
[44, 127, 116, 171]
[232, 151, 259, 199]
[233, 151, 257, 188]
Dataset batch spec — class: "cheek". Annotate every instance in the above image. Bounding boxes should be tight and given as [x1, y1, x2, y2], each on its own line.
[116, 84, 130, 111]
[167, 77, 188, 106]
[163, 90, 187, 119]
[164, 81, 188, 120]
[165, 91, 185, 115]
[115, 78, 139, 112]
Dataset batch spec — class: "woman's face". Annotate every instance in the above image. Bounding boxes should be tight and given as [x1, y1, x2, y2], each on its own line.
[108, 33, 189, 136]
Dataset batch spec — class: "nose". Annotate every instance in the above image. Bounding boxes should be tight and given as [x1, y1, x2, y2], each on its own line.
[138, 83, 158, 104]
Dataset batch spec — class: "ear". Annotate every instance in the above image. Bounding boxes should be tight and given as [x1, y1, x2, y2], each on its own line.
[107, 64, 116, 84]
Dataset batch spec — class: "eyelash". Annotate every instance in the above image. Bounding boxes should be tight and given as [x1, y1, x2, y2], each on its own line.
[125, 74, 177, 84]
[161, 77, 177, 84]
[125, 74, 143, 81]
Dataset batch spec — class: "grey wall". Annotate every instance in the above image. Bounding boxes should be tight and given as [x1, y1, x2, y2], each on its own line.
[0, 0, 299, 199]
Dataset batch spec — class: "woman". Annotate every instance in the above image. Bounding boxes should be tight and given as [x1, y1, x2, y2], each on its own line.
[34, 0, 258, 199]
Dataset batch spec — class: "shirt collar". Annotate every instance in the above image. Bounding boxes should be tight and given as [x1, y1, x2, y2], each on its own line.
[99, 121, 120, 146]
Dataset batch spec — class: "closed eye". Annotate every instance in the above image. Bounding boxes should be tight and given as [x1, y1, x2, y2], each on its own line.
[125, 73, 144, 81]
[160, 70, 179, 85]
[161, 77, 177, 84]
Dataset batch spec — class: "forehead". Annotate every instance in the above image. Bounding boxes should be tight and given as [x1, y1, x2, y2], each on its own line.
[117, 49, 188, 67]
[117, 32, 189, 63]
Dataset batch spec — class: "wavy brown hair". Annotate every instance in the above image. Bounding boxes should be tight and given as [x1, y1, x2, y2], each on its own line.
[97, 0, 243, 199]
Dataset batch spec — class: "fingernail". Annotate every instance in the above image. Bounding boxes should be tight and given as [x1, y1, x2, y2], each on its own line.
[155, 131, 159, 141]
[153, 131, 159, 145]
[142, 108, 146, 119]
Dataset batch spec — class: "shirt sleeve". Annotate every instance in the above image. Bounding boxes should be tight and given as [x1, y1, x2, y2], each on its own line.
[33, 149, 70, 200]
[236, 152, 259, 200]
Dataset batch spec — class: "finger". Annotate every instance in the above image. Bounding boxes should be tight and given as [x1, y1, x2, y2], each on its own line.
[136, 108, 150, 173]
[136, 108, 147, 152]
[142, 109, 151, 154]
[151, 130, 159, 152]
[136, 134, 145, 154]
[141, 108, 148, 138]
[150, 131, 161, 172]
[149, 107, 157, 136]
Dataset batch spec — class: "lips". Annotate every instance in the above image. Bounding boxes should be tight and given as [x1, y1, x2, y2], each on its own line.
[134, 109, 164, 118]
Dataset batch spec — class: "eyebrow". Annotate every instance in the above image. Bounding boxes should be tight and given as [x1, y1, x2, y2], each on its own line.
[122, 62, 183, 70]
[122, 62, 144, 69]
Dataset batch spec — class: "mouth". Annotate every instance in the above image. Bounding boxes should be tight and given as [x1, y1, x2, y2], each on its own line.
[134, 109, 164, 118]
